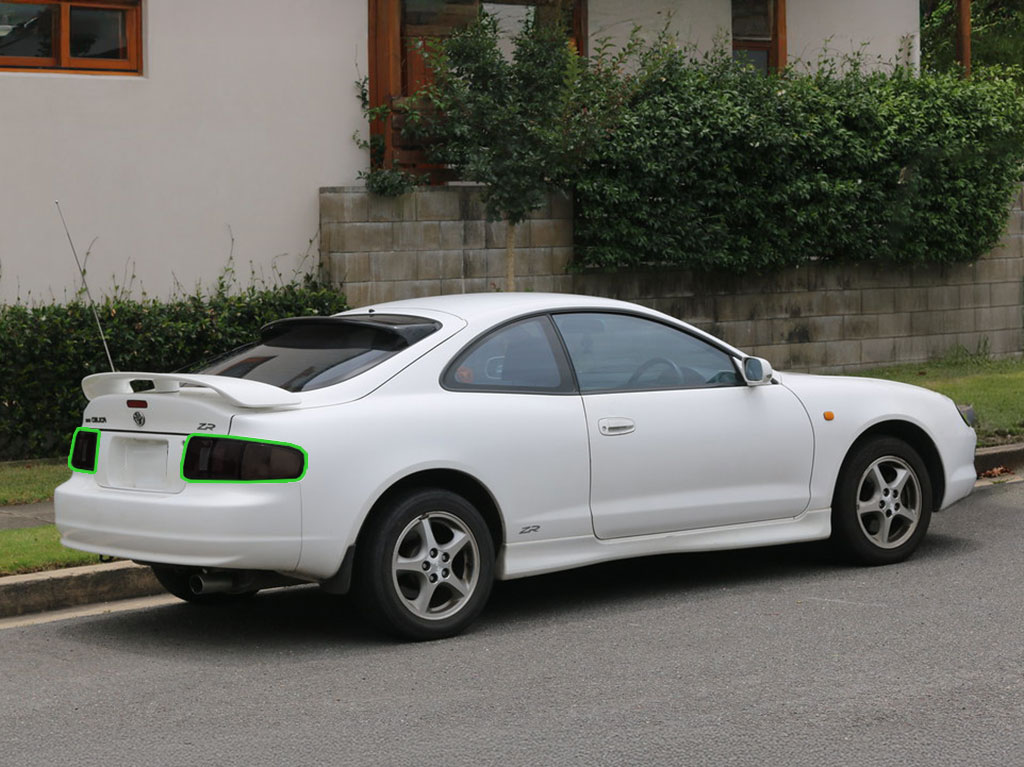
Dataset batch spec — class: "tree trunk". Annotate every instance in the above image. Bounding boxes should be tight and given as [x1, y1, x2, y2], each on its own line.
[505, 219, 517, 292]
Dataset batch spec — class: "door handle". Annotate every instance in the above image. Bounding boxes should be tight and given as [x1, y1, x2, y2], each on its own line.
[598, 417, 635, 436]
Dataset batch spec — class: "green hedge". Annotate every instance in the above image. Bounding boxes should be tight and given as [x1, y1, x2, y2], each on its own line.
[574, 50, 1024, 272]
[0, 277, 347, 460]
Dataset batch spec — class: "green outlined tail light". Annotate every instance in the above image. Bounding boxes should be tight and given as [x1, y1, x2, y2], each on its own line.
[181, 435, 307, 483]
[69, 428, 100, 474]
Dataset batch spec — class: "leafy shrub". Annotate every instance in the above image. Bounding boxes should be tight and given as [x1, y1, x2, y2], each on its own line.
[0, 274, 347, 460]
[573, 46, 1024, 271]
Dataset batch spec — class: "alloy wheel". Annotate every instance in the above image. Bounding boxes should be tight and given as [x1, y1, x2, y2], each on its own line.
[391, 511, 480, 621]
[855, 455, 922, 549]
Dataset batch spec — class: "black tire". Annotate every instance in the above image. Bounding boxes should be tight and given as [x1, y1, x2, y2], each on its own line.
[355, 489, 495, 641]
[151, 565, 258, 605]
[831, 437, 933, 565]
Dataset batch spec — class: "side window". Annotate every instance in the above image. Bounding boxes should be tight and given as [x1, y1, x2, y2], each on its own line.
[553, 313, 742, 393]
[443, 316, 573, 393]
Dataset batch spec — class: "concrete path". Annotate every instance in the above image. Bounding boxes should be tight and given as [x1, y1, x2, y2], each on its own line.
[0, 501, 55, 530]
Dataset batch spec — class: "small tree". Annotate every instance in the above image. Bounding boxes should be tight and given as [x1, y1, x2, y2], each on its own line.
[922, 0, 1024, 75]
[417, 9, 581, 290]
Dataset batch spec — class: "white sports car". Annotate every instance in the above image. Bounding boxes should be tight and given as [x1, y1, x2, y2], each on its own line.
[55, 293, 977, 639]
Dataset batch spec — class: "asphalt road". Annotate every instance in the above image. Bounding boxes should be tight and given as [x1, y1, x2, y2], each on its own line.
[1, 483, 1022, 767]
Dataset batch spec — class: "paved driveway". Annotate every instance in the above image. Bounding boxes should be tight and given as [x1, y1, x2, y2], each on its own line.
[1, 483, 1021, 766]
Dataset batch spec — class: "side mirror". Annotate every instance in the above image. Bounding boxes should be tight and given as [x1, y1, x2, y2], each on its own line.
[742, 356, 774, 386]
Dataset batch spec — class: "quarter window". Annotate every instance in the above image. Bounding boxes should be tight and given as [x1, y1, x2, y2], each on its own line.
[443, 316, 573, 393]
[0, 0, 141, 74]
[553, 313, 742, 393]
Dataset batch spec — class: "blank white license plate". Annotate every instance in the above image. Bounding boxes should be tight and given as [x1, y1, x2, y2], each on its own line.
[109, 438, 170, 490]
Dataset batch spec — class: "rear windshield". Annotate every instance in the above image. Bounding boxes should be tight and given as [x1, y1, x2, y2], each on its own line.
[196, 314, 441, 392]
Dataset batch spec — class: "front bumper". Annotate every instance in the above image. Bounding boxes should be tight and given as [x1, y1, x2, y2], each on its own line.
[54, 472, 302, 571]
[939, 421, 978, 511]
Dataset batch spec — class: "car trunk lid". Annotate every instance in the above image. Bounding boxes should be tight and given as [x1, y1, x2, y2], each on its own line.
[80, 375, 296, 493]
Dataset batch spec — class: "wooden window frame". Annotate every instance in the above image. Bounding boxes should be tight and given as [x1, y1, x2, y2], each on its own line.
[0, 0, 142, 75]
[732, 0, 786, 73]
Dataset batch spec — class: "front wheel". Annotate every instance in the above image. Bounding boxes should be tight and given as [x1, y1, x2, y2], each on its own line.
[355, 489, 495, 640]
[831, 437, 933, 565]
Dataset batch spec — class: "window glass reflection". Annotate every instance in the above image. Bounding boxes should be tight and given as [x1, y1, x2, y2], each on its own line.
[732, 0, 773, 40]
[554, 313, 741, 392]
[0, 3, 54, 58]
[70, 7, 127, 59]
[733, 47, 769, 73]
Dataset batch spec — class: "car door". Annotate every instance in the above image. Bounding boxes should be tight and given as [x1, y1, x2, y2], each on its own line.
[440, 314, 593, 542]
[552, 312, 814, 540]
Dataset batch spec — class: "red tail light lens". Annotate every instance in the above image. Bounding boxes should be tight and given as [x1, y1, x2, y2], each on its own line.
[69, 428, 100, 473]
[181, 435, 306, 483]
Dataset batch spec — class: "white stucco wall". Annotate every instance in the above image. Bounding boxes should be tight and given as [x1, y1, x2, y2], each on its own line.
[587, 0, 917, 69]
[787, 0, 919, 70]
[0, 0, 367, 303]
[588, 0, 731, 55]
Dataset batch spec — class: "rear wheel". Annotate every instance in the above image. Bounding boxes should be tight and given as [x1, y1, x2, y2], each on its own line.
[831, 437, 933, 565]
[355, 489, 495, 640]
[151, 566, 258, 605]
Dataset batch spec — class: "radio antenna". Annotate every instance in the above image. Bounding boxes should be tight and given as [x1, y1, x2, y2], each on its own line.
[55, 201, 116, 372]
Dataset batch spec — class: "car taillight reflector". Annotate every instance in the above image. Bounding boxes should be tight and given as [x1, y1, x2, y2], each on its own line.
[180, 435, 306, 483]
[69, 428, 100, 473]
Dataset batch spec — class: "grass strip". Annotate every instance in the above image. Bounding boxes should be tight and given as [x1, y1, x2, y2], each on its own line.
[0, 459, 71, 506]
[0, 524, 102, 576]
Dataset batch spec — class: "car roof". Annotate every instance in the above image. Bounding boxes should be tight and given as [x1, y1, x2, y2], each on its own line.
[337, 292, 653, 325]
[334, 292, 746, 357]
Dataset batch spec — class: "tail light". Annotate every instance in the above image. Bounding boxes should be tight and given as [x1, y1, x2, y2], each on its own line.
[181, 435, 306, 483]
[69, 428, 100, 473]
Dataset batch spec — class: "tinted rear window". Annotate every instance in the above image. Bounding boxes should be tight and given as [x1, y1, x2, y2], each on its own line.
[197, 314, 441, 392]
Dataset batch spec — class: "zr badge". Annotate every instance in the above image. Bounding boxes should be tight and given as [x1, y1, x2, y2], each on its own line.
[197, 423, 216, 431]
[518, 525, 540, 535]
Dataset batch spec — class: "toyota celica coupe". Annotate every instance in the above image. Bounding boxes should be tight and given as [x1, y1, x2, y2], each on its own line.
[55, 293, 977, 640]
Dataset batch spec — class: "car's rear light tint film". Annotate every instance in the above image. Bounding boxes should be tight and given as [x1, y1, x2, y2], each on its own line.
[180, 435, 307, 483]
[68, 427, 100, 473]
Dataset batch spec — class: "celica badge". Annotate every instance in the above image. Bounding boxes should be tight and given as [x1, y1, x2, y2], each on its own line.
[133, 411, 146, 428]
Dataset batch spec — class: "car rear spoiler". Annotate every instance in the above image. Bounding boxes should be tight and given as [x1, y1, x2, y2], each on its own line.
[82, 372, 301, 409]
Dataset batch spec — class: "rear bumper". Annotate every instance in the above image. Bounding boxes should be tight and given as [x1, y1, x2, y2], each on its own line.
[54, 473, 302, 571]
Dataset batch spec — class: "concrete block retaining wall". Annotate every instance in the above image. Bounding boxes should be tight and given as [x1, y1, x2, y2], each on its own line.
[320, 186, 573, 309]
[321, 185, 1024, 372]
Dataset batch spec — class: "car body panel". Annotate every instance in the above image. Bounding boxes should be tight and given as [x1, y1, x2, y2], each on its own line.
[498, 508, 833, 579]
[57, 470, 303, 570]
[584, 383, 814, 538]
[777, 372, 976, 511]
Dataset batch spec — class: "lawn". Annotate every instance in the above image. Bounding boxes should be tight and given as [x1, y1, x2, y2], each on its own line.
[853, 352, 1024, 446]
[0, 525, 102, 576]
[0, 459, 71, 505]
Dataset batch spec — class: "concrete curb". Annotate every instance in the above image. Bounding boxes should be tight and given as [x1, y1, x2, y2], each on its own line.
[2, 442, 1023, 621]
[975, 443, 1024, 475]
[0, 561, 162, 619]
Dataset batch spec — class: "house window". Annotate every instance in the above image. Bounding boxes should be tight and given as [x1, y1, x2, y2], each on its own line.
[0, 0, 141, 74]
[732, 0, 785, 73]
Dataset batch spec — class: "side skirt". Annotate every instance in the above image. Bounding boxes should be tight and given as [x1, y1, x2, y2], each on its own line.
[496, 508, 832, 580]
